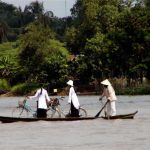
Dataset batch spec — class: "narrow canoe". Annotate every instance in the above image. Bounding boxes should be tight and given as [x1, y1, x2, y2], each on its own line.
[0, 111, 138, 123]
[0, 116, 96, 123]
[102, 111, 138, 120]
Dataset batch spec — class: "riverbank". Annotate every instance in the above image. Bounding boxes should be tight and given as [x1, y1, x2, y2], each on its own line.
[1, 78, 150, 96]
[115, 85, 150, 95]
[1, 84, 150, 97]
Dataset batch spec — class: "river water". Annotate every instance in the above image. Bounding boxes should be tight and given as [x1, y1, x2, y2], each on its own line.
[0, 95, 150, 150]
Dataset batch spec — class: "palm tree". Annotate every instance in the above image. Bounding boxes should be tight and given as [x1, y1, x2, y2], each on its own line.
[0, 21, 8, 43]
[28, 1, 44, 20]
[16, 6, 24, 27]
[42, 11, 54, 27]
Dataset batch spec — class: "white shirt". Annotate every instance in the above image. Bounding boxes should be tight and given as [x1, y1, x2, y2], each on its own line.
[29, 88, 50, 109]
[68, 86, 80, 109]
[102, 85, 117, 101]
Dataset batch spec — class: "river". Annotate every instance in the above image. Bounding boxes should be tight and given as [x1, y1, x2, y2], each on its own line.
[0, 95, 149, 150]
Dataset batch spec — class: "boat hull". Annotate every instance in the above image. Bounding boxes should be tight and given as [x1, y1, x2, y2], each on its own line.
[0, 116, 96, 123]
[0, 111, 138, 123]
[102, 111, 138, 120]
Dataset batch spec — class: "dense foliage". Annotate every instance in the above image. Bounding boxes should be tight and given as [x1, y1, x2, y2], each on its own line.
[67, 0, 150, 85]
[0, 0, 150, 94]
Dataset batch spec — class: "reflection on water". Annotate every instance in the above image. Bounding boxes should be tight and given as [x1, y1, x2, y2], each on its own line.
[0, 95, 150, 150]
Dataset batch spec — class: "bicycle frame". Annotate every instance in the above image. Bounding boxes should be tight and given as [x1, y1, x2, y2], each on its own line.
[15, 99, 37, 117]
[46, 97, 65, 118]
[13, 97, 64, 118]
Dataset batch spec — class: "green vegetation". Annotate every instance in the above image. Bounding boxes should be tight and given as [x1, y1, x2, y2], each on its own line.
[116, 85, 150, 95]
[0, 79, 10, 91]
[0, 0, 150, 95]
[11, 83, 39, 95]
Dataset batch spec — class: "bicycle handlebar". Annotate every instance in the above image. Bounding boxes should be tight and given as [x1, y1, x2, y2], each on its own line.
[59, 96, 65, 100]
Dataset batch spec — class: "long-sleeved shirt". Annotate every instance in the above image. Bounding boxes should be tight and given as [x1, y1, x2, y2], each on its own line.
[68, 86, 80, 109]
[102, 85, 117, 101]
[29, 88, 50, 109]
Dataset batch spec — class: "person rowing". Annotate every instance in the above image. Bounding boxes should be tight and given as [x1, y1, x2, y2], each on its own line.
[99, 79, 117, 117]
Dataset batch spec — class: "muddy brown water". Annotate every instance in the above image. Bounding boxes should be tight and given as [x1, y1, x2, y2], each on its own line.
[0, 95, 149, 150]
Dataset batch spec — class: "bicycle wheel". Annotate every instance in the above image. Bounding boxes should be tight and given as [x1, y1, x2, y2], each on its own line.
[79, 107, 87, 117]
[47, 107, 61, 118]
[12, 107, 29, 117]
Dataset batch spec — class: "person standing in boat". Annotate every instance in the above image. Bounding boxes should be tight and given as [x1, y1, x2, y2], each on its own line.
[66, 80, 80, 117]
[99, 79, 117, 117]
[28, 85, 50, 118]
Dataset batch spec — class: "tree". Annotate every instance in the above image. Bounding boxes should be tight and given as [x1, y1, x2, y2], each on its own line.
[19, 22, 54, 76]
[18, 22, 69, 87]
[0, 21, 8, 43]
[26, 1, 44, 19]
[0, 42, 20, 84]
[66, 0, 121, 82]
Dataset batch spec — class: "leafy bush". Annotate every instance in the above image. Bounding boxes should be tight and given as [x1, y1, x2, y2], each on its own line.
[116, 85, 150, 95]
[0, 79, 10, 91]
[11, 83, 39, 95]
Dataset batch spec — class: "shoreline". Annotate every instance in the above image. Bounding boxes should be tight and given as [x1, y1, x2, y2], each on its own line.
[0, 92, 98, 97]
[1, 91, 150, 97]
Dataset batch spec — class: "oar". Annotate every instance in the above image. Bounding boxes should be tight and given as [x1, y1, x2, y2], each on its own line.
[95, 100, 109, 118]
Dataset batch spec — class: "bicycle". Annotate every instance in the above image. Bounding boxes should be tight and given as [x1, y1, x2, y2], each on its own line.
[79, 106, 88, 117]
[12, 97, 63, 118]
[12, 97, 87, 118]
[46, 97, 64, 118]
[12, 98, 36, 118]
[58, 104, 87, 118]
[46, 97, 87, 117]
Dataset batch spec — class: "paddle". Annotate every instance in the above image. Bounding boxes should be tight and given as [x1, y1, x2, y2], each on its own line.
[95, 100, 109, 118]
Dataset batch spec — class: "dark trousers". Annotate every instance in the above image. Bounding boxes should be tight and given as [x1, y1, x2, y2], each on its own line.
[37, 108, 47, 118]
[70, 101, 79, 117]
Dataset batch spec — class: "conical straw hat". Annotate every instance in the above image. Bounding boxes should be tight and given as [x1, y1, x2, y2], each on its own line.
[101, 79, 111, 86]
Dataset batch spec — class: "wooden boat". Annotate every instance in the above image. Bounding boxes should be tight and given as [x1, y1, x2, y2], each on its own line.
[0, 111, 138, 123]
[101, 111, 138, 120]
[0, 116, 96, 123]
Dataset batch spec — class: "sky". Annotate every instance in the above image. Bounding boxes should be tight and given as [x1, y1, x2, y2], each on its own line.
[1, 0, 76, 17]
